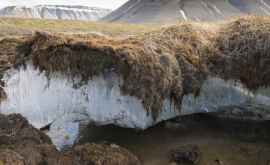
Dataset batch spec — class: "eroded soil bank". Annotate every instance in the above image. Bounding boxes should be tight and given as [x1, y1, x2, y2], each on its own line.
[0, 16, 270, 165]
[0, 113, 141, 165]
[1, 108, 269, 165]
[1, 16, 270, 130]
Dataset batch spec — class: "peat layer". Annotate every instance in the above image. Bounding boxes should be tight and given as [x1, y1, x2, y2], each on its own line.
[0, 16, 270, 119]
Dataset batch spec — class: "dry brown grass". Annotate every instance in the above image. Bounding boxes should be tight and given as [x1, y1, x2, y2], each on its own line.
[23, 31, 183, 118]
[0, 17, 157, 38]
[72, 143, 140, 165]
[207, 16, 270, 90]
[1, 16, 270, 117]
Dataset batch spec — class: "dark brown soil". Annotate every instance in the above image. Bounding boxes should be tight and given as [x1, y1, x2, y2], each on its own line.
[0, 114, 141, 165]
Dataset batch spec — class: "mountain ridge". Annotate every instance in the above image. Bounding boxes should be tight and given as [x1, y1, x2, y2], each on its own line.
[103, 0, 270, 23]
[0, 5, 111, 21]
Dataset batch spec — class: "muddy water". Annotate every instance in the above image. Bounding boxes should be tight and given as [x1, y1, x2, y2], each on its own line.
[79, 114, 270, 165]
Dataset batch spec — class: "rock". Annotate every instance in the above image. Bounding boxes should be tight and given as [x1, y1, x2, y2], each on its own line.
[214, 159, 224, 165]
[72, 143, 141, 165]
[169, 145, 201, 165]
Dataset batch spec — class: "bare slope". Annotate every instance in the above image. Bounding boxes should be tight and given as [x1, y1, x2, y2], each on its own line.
[103, 0, 270, 23]
[0, 5, 111, 21]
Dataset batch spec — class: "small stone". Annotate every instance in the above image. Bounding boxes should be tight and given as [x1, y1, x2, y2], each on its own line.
[169, 145, 201, 165]
[215, 159, 224, 165]
[110, 144, 120, 148]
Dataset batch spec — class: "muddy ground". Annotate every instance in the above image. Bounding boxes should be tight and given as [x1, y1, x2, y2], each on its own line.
[0, 111, 270, 165]
[79, 113, 270, 165]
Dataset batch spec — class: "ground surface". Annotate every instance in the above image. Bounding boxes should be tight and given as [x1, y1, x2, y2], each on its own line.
[79, 114, 270, 165]
[0, 17, 156, 38]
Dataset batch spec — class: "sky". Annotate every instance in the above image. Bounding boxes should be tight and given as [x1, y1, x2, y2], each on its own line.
[0, 0, 128, 9]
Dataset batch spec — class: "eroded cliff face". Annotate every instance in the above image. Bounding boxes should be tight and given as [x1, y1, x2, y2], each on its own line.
[0, 5, 111, 21]
[0, 16, 270, 149]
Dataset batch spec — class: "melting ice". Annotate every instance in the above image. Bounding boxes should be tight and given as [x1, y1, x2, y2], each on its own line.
[0, 64, 270, 149]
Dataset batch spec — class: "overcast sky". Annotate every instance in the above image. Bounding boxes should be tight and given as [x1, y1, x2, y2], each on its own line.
[0, 0, 128, 9]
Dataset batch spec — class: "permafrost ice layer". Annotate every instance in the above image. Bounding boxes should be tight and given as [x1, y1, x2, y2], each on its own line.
[0, 64, 270, 149]
[0, 64, 179, 148]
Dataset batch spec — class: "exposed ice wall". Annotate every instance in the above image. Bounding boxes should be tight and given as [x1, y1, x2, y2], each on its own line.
[0, 64, 179, 149]
[0, 64, 269, 149]
[181, 78, 254, 114]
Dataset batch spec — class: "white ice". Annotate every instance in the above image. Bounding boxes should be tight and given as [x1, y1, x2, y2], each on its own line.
[0, 64, 178, 149]
[0, 64, 269, 149]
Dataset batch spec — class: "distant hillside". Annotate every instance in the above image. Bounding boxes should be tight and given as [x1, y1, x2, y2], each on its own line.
[103, 0, 270, 23]
[0, 5, 111, 21]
